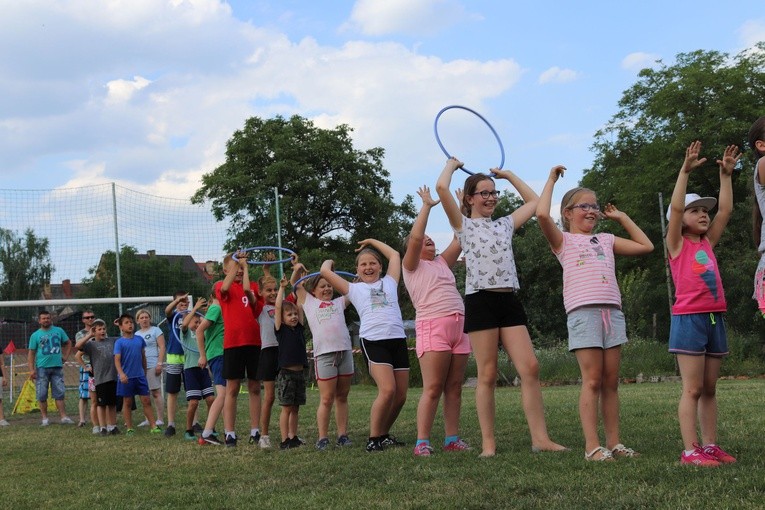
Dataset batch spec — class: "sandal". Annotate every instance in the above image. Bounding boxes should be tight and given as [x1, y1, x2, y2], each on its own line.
[610, 443, 640, 458]
[585, 446, 614, 462]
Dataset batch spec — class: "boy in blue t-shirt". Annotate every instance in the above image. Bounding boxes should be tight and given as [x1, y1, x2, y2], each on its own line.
[114, 314, 160, 435]
[163, 291, 189, 437]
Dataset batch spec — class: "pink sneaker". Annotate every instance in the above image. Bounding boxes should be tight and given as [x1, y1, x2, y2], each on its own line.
[701, 444, 736, 464]
[443, 438, 471, 452]
[681, 447, 720, 467]
[413, 443, 434, 456]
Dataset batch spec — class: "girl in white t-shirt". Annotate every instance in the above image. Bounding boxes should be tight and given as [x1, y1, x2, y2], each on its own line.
[321, 238, 408, 453]
[136, 309, 166, 427]
[403, 185, 470, 456]
[292, 262, 354, 450]
[436, 156, 566, 457]
[537, 165, 653, 461]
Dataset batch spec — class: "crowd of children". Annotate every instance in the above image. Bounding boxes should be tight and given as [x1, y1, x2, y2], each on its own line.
[3, 117, 763, 468]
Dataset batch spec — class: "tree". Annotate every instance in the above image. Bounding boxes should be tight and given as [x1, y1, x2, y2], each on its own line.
[0, 228, 54, 318]
[191, 115, 416, 254]
[583, 44, 765, 338]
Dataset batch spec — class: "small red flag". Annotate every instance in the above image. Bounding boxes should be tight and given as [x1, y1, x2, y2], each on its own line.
[3, 340, 16, 355]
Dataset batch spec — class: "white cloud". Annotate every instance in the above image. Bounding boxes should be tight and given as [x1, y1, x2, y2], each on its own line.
[105, 76, 151, 105]
[621, 52, 661, 72]
[538, 66, 578, 84]
[343, 0, 468, 36]
[738, 19, 765, 49]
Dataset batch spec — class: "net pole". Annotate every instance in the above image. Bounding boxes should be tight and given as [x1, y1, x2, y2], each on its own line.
[274, 186, 284, 280]
[112, 183, 123, 314]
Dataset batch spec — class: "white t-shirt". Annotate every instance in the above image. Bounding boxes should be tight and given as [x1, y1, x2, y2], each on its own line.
[346, 275, 405, 341]
[456, 215, 520, 295]
[303, 294, 351, 356]
[138, 326, 164, 369]
[258, 304, 278, 349]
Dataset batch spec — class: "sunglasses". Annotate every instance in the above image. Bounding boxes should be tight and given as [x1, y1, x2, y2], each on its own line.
[83, 316, 95, 319]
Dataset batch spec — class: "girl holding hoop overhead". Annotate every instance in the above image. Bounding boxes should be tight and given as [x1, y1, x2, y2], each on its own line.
[436, 156, 567, 457]
[291, 262, 355, 450]
[403, 185, 471, 457]
[537, 166, 653, 461]
[321, 239, 408, 453]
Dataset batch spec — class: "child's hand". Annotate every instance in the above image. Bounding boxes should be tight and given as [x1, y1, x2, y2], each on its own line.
[417, 186, 440, 208]
[602, 203, 625, 221]
[454, 188, 464, 204]
[444, 157, 463, 172]
[119, 373, 128, 384]
[355, 239, 376, 252]
[280, 277, 289, 288]
[194, 297, 207, 310]
[290, 252, 300, 267]
[717, 144, 741, 176]
[234, 250, 249, 268]
[682, 141, 707, 173]
[489, 167, 507, 179]
[293, 262, 307, 276]
[549, 165, 566, 182]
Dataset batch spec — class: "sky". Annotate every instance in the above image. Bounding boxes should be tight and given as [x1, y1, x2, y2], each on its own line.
[2, 0, 765, 271]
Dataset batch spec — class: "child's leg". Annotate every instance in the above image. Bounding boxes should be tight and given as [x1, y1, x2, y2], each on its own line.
[107, 405, 117, 427]
[260, 381, 275, 436]
[186, 399, 199, 431]
[204, 385, 225, 434]
[279, 405, 290, 441]
[416, 351, 450, 442]
[166, 392, 178, 426]
[223, 379, 240, 435]
[79, 398, 87, 423]
[383, 369, 408, 434]
[334, 375, 352, 437]
[316, 377, 337, 439]
[247, 379, 261, 431]
[469, 329, 500, 456]
[288, 406, 299, 438]
[140, 395, 155, 425]
[151, 388, 165, 424]
[123, 397, 134, 428]
[89, 391, 98, 426]
[367, 363, 398, 437]
[575, 348, 605, 453]
[602, 346, 623, 450]
[699, 356, 723, 446]
[96, 405, 107, 428]
[442, 353, 469, 438]
[676, 354, 706, 450]
[503, 325, 565, 451]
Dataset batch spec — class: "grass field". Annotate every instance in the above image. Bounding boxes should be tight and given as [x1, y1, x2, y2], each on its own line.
[2, 379, 764, 509]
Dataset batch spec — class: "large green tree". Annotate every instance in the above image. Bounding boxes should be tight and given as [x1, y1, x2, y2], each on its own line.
[0, 228, 54, 319]
[192, 115, 415, 257]
[582, 44, 765, 338]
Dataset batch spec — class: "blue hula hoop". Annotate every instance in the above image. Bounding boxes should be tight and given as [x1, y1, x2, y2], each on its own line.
[294, 271, 357, 288]
[433, 105, 505, 175]
[232, 246, 296, 265]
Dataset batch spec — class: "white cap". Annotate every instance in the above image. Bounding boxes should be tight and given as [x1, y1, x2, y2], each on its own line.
[666, 193, 717, 221]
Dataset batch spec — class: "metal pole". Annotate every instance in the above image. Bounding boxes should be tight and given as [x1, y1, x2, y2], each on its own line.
[112, 183, 123, 314]
[274, 187, 283, 280]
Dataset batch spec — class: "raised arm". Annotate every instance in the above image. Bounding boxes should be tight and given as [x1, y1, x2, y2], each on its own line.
[667, 141, 706, 257]
[165, 294, 187, 319]
[290, 262, 309, 305]
[75, 329, 95, 351]
[536, 165, 566, 252]
[320, 259, 350, 296]
[403, 186, 440, 272]
[435, 157, 465, 230]
[357, 238, 401, 283]
[707, 144, 740, 247]
[180, 298, 206, 332]
[439, 236, 463, 268]
[491, 167, 539, 228]
[274, 278, 288, 330]
[605, 205, 654, 256]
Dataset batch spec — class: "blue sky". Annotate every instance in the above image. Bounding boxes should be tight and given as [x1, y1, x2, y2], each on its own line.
[1, 0, 764, 261]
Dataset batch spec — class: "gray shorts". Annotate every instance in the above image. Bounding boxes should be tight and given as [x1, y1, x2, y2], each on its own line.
[567, 305, 627, 351]
[145, 366, 162, 391]
[314, 350, 355, 381]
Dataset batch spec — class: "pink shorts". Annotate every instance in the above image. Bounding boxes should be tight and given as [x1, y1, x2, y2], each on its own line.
[415, 314, 471, 358]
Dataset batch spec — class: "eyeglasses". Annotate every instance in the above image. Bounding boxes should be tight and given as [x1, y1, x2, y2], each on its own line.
[568, 203, 600, 212]
[83, 316, 95, 320]
[472, 190, 501, 199]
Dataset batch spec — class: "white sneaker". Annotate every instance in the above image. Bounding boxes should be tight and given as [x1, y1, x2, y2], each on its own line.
[155, 420, 164, 427]
[60, 416, 74, 424]
[259, 435, 272, 449]
[92, 426, 101, 434]
[137, 420, 149, 427]
[0, 419, 9, 426]
[41, 418, 50, 426]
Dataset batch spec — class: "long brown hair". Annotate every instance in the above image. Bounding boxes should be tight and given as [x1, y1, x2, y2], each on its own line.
[462, 174, 494, 217]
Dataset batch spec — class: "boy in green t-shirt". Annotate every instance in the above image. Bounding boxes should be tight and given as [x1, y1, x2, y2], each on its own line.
[179, 298, 216, 441]
[196, 292, 226, 445]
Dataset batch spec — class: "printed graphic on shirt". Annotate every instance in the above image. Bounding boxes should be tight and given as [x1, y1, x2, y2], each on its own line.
[574, 237, 610, 285]
[370, 282, 389, 309]
[692, 248, 719, 300]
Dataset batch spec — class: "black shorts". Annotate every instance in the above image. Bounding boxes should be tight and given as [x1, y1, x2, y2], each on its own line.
[165, 363, 184, 394]
[95, 381, 117, 407]
[464, 290, 528, 333]
[255, 346, 279, 382]
[360, 338, 410, 370]
[223, 345, 261, 381]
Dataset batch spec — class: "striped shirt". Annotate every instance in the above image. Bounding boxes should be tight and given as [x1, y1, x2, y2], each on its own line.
[554, 232, 621, 313]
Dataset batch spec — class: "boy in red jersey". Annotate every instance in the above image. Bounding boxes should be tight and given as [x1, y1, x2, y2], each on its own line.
[215, 250, 264, 447]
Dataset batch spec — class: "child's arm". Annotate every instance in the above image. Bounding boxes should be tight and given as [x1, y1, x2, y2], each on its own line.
[180, 298, 206, 332]
[75, 329, 95, 351]
[667, 141, 706, 257]
[440, 236, 462, 268]
[357, 238, 401, 283]
[606, 205, 654, 255]
[165, 294, 187, 320]
[114, 350, 128, 384]
[261, 251, 276, 278]
[220, 250, 247, 297]
[491, 167, 540, 229]
[196, 319, 210, 368]
[74, 350, 87, 369]
[155, 333, 165, 376]
[707, 144, 741, 248]
[320, 259, 351, 295]
[274, 278, 288, 331]
[142, 348, 147, 374]
[435, 157, 465, 230]
[291, 262, 309, 305]
[536, 165, 566, 252]
[403, 186, 440, 272]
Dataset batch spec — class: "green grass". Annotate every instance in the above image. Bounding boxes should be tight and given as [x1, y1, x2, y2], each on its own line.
[2, 379, 765, 509]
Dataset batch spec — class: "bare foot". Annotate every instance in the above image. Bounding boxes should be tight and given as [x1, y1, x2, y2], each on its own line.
[531, 441, 570, 453]
[479, 450, 496, 458]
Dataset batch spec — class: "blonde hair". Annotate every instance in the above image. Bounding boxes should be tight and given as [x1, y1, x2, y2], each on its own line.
[136, 308, 152, 321]
[559, 187, 596, 232]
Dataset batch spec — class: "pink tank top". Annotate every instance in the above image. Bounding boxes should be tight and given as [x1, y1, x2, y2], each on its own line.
[669, 237, 726, 314]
